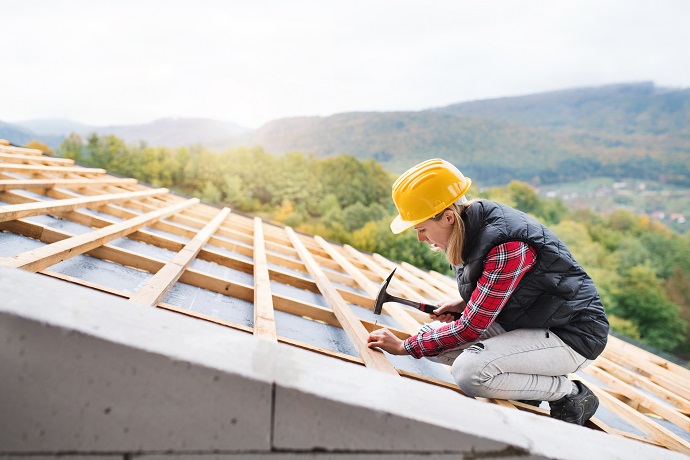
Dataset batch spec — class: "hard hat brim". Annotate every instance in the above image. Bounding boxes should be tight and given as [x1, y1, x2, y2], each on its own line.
[390, 214, 423, 234]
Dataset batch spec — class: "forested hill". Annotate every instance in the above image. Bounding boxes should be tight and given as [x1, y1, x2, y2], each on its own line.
[224, 82, 690, 186]
[435, 82, 690, 135]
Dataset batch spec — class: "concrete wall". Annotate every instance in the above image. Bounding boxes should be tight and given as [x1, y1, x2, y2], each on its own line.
[0, 267, 684, 459]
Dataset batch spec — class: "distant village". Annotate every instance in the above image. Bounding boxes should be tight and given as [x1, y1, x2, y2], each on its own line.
[540, 181, 688, 230]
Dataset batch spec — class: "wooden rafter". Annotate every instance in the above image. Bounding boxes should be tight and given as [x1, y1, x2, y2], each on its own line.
[0, 198, 199, 272]
[315, 236, 422, 336]
[128, 207, 231, 307]
[285, 226, 399, 375]
[253, 217, 278, 341]
[588, 380, 690, 455]
[585, 364, 690, 431]
[593, 356, 690, 414]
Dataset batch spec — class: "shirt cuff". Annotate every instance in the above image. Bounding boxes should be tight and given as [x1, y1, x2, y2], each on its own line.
[403, 336, 423, 359]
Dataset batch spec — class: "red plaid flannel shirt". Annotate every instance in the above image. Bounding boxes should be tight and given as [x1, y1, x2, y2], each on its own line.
[404, 241, 537, 358]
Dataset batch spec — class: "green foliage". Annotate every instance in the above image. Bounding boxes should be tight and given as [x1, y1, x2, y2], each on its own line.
[609, 263, 687, 351]
[608, 315, 641, 340]
[199, 181, 222, 203]
[59, 133, 84, 161]
[340, 202, 386, 232]
[316, 156, 392, 208]
[481, 180, 567, 224]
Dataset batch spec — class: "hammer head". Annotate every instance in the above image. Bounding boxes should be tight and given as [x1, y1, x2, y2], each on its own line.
[373, 268, 397, 315]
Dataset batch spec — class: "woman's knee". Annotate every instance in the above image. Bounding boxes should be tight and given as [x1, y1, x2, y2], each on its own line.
[451, 345, 490, 397]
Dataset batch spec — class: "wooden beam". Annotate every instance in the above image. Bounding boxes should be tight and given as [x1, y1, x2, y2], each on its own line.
[0, 144, 41, 154]
[0, 187, 169, 222]
[607, 335, 690, 385]
[402, 261, 458, 298]
[343, 245, 430, 327]
[0, 198, 199, 272]
[0, 177, 138, 192]
[253, 217, 278, 341]
[584, 364, 690, 432]
[128, 207, 231, 307]
[0, 163, 106, 174]
[285, 227, 399, 375]
[373, 253, 444, 303]
[602, 348, 690, 401]
[588, 379, 690, 455]
[314, 236, 422, 336]
[593, 356, 690, 414]
[24, 227, 404, 340]
[0, 151, 75, 165]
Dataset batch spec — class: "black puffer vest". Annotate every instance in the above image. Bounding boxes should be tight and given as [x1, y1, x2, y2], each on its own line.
[454, 200, 609, 359]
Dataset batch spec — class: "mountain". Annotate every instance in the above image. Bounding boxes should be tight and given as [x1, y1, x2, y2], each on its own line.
[223, 82, 690, 185]
[0, 121, 35, 146]
[433, 82, 690, 135]
[89, 118, 249, 148]
[11, 117, 250, 149]
[224, 111, 576, 178]
[0, 121, 64, 148]
[13, 119, 92, 137]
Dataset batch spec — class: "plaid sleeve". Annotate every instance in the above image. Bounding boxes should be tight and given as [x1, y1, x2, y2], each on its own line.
[404, 241, 537, 358]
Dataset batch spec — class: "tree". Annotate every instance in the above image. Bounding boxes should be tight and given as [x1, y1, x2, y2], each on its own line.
[268, 152, 321, 214]
[317, 155, 390, 208]
[58, 133, 84, 161]
[611, 263, 687, 351]
[222, 175, 255, 211]
[341, 202, 386, 232]
[83, 134, 128, 171]
[199, 181, 221, 203]
[24, 140, 53, 154]
[507, 181, 542, 216]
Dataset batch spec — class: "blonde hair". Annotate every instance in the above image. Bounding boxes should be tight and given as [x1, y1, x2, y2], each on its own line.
[428, 200, 474, 266]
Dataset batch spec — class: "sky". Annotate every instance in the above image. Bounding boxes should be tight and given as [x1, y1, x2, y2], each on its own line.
[2, 0, 689, 129]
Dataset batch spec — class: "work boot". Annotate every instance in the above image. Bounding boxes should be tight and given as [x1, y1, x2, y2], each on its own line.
[549, 381, 599, 425]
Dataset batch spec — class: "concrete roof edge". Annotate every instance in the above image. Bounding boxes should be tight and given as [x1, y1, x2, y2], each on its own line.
[1, 267, 684, 459]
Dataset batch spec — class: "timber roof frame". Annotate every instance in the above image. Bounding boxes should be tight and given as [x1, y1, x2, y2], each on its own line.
[1, 138, 689, 455]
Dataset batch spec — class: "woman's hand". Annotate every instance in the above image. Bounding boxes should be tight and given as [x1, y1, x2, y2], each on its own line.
[430, 298, 465, 323]
[367, 328, 408, 355]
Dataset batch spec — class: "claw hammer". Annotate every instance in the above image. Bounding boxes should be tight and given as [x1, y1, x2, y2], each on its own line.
[372, 268, 461, 319]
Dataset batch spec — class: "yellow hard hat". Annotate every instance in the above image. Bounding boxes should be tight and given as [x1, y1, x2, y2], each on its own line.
[390, 159, 471, 234]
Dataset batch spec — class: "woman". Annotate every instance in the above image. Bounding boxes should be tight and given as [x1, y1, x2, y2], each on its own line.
[367, 159, 609, 426]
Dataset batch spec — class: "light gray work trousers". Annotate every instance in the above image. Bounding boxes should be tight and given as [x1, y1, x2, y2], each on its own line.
[423, 322, 593, 402]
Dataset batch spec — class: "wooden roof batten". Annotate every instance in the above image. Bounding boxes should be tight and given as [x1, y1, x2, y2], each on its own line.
[1, 140, 690, 455]
[285, 226, 398, 375]
[128, 207, 231, 307]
